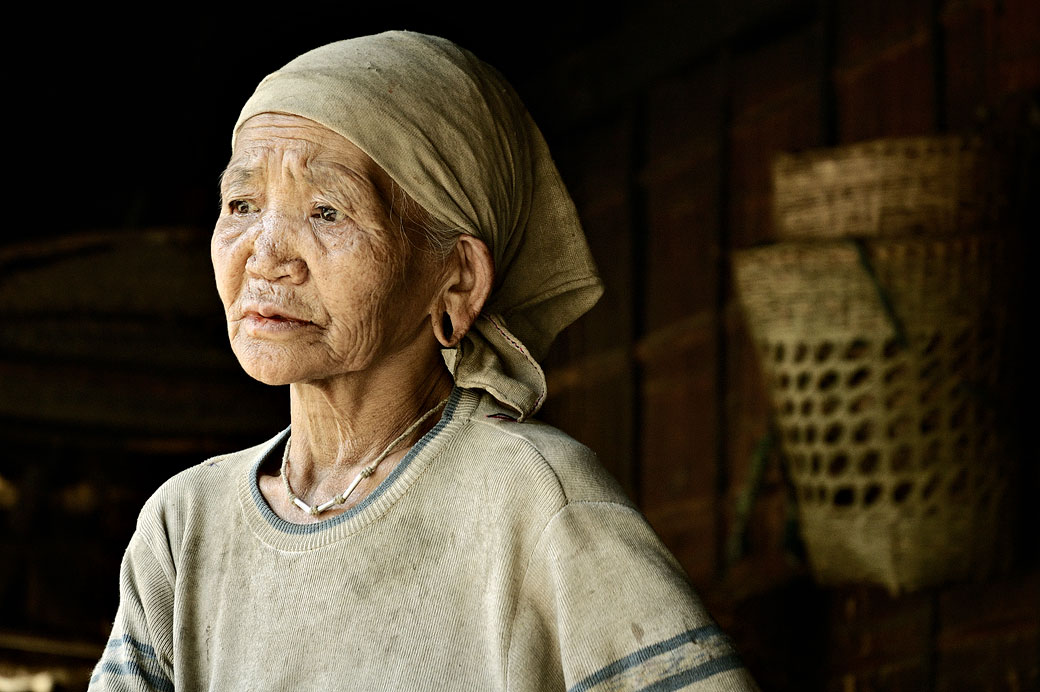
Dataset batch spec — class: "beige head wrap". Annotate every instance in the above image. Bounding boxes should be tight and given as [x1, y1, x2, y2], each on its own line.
[233, 31, 602, 420]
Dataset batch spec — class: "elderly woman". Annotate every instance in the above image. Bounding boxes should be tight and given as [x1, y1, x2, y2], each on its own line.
[90, 32, 758, 691]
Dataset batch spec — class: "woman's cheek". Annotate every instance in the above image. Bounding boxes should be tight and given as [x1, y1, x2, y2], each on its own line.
[211, 220, 250, 306]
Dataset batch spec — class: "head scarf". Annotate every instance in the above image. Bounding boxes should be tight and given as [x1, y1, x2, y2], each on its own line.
[233, 31, 602, 420]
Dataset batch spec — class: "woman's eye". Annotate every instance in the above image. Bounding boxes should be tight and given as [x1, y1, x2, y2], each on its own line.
[230, 200, 257, 215]
[315, 206, 341, 222]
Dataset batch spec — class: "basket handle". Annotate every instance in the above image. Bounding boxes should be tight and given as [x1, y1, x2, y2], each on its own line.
[851, 238, 908, 349]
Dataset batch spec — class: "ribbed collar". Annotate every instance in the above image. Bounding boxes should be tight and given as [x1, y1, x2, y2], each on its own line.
[237, 387, 476, 551]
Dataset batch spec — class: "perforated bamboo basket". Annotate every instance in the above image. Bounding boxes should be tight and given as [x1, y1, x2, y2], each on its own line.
[733, 234, 1013, 594]
[772, 136, 985, 239]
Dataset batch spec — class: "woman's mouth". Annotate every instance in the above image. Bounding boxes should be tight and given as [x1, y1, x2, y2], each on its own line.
[241, 307, 314, 336]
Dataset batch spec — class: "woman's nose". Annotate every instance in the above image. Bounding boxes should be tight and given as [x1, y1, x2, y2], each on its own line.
[245, 212, 308, 284]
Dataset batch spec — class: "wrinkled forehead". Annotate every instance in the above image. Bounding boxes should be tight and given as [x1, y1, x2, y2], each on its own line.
[224, 113, 394, 195]
[230, 113, 371, 165]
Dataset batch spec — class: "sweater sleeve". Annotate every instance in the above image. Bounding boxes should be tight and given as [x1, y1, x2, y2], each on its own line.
[89, 505, 176, 692]
[506, 502, 759, 692]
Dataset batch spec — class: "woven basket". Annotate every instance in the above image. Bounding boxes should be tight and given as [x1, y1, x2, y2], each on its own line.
[772, 136, 985, 239]
[733, 234, 1013, 594]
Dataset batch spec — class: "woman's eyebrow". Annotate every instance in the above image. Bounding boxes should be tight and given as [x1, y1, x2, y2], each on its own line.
[305, 158, 355, 182]
[305, 160, 375, 197]
[308, 161, 395, 228]
[219, 164, 258, 192]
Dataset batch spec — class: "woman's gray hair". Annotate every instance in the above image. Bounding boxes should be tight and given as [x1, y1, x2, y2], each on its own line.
[388, 179, 465, 260]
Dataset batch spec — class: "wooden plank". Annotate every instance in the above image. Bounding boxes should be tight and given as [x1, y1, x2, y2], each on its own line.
[640, 318, 718, 512]
[729, 26, 824, 247]
[833, 30, 937, 142]
[642, 165, 721, 332]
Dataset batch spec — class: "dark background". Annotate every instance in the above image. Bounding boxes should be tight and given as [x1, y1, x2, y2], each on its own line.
[2, 1, 1037, 689]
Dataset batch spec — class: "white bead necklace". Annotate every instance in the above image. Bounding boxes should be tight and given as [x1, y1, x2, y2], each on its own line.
[280, 396, 449, 517]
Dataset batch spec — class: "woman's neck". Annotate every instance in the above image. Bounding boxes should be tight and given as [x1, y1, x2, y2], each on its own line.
[256, 337, 455, 523]
[287, 351, 454, 477]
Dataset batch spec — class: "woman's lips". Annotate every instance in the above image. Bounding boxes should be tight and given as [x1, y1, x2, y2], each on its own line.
[241, 305, 315, 336]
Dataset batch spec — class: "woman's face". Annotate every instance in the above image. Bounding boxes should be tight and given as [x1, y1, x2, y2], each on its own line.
[212, 113, 442, 386]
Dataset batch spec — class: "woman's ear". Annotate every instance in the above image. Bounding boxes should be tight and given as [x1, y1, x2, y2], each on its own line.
[431, 235, 493, 347]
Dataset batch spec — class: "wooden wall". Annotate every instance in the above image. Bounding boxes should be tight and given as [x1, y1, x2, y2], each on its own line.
[532, 1, 1038, 689]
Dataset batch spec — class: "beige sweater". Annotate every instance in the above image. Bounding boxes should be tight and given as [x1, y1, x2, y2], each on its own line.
[90, 388, 758, 691]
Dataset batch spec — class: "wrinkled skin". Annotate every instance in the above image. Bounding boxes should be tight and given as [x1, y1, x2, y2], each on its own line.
[214, 116, 439, 386]
[213, 113, 493, 522]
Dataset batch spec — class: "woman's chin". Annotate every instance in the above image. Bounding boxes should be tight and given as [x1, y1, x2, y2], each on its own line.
[237, 360, 299, 386]
[231, 341, 309, 386]
[247, 370, 297, 387]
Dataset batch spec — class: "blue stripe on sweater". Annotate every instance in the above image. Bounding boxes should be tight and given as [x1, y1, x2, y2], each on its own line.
[105, 634, 157, 659]
[635, 654, 745, 692]
[90, 660, 173, 691]
[567, 625, 725, 692]
[92, 636, 172, 691]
